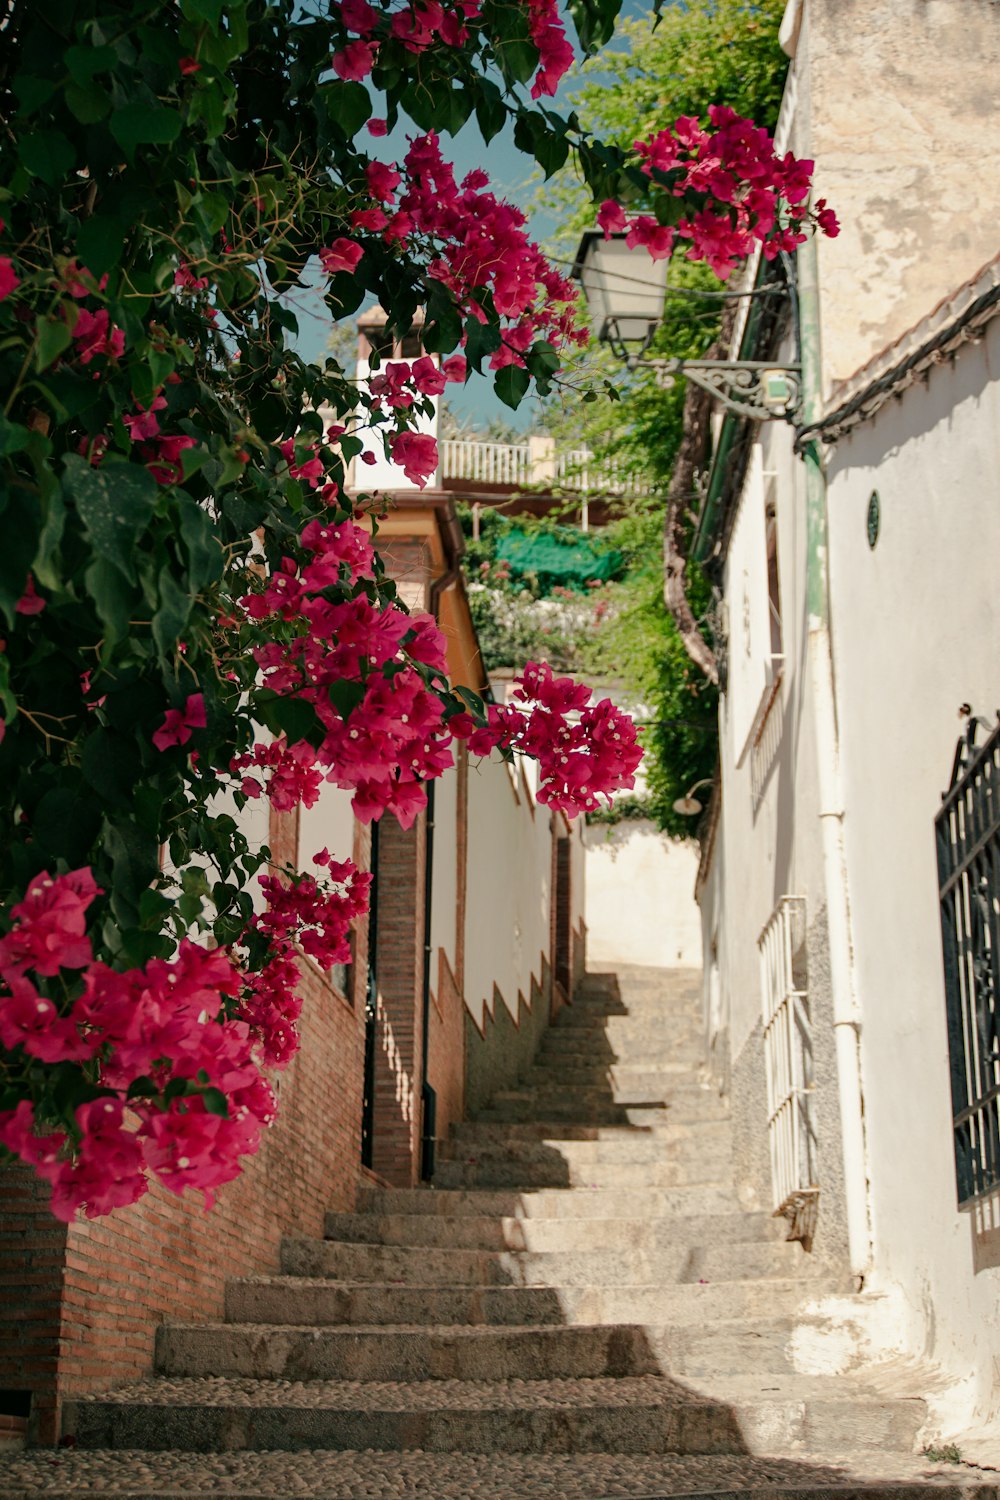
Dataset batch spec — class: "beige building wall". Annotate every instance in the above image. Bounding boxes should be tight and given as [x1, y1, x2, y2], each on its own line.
[790, 0, 1000, 391]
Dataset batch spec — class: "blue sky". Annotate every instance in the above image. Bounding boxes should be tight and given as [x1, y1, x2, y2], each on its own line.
[289, 2, 654, 430]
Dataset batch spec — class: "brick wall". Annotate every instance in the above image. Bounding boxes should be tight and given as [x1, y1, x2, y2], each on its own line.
[2, 808, 371, 1446]
[370, 812, 426, 1186]
[0, 1167, 68, 1446]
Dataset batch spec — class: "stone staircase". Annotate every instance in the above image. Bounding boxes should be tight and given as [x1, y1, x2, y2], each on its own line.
[0, 965, 957, 1498]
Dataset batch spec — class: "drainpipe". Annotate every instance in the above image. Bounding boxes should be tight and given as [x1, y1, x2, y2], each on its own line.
[798, 231, 872, 1280]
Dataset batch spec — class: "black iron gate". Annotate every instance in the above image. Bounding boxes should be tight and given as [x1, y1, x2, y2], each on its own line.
[936, 715, 1000, 1207]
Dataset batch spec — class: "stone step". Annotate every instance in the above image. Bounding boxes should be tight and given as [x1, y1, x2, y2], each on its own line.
[0, 1456, 973, 1500]
[439, 1133, 733, 1169]
[488, 1083, 721, 1111]
[322, 1207, 782, 1252]
[433, 1155, 733, 1190]
[160, 1282, 845, 1373]
[534, 1040, 705, 1065]
[65, 1372, 925, 1458]
[271, 1236, 820, 1291]
[523, 1064, 704, 1090]
[354, 1183, 747, 1221]
[476, 1097, 727, 1125]
[155, 1322, 664, 1382]
[450, 1118, 733, 1146]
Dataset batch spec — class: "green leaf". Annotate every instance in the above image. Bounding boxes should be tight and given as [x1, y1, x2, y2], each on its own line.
[84, 557, 133, 646]
[35, 314, 73, 372]
[152, 565, 194, 664]
[13, 74, 56, 115]
[64, 454, 158, 583]
[181, 0, 224, 24]
[254, 690, 318, 743]
[178, 500, 223, 592]
[33, 786, 102, 868]
[110, 103, 182, 157]
[65, 44, 118, 83]
[0, 485, 41, 625]
[18, 131, 74, 186]
[81, 729, 143, 810]
[463, 316, 501, 372]
[475, 80, 507, 144]
[104, 816, 160, 925]
[494, 364, 531, 410]
[319, 81, 372, 140]
[202, 1086, 229, 1117]
[0, 413, 30, 456]
[66, 82, 111, 124]
[75, 216, 130, 277]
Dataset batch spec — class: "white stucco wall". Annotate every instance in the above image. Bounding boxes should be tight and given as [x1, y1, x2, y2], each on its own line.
[825, 314, 1000, 1423]
[463, 753, 561, 1028]
[429, 761, 459, 982]
[299, 782, 356, 867]
[584, 822, 701, 969]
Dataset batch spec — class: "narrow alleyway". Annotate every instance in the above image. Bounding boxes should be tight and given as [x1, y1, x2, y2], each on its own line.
[0, 966, 977, 1497]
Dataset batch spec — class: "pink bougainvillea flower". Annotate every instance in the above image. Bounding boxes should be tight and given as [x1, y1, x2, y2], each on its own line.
[319, 238, 364, 275]
[0, 975, 95, 1062]
[410, 355, 447, 396]
[14, 575, 45, 615]
[179, 55, 202, 74]
[0, 256, 19, 301]
[341, 0, 379, 31]
[597, 200, 627, 237]
[142, 432, 197, 485]
[361, 451, 377, 465]
[0, 867, 100, 978]
[332, 40, 378, 80]
[441, 354, 467, 383]
[174, 261, 210, 291]
[388, 430, 438, 487]
[625, 216, 675, 260]
[366, 160, 401, 203]
[152, 692, 207, 752]
[71, 308, 125, 364]
[367, 117, 388, 137]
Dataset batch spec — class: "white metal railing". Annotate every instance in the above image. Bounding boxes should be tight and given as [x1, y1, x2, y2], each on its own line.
[439, 439, 651, 496]
[758, 895, 817, 1216]
[440, 439, 531, 487]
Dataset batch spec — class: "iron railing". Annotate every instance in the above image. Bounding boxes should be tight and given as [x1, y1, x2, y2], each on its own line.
[936, 717, 1000, 1208]
[758, 895, 818, 1221]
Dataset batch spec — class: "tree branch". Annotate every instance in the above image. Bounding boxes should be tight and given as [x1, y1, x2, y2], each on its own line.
[662, 306, 736, 686]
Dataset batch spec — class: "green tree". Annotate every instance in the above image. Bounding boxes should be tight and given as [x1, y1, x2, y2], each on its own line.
[537, 0, 788, 831]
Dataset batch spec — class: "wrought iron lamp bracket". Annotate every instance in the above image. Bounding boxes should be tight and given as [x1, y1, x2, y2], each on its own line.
[627, 356, 803, 422]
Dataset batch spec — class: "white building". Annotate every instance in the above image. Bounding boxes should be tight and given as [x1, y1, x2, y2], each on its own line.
[694, 0, 1000, 1434]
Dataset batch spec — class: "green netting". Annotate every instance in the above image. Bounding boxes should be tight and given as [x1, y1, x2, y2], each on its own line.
[494, 528, 623, 592]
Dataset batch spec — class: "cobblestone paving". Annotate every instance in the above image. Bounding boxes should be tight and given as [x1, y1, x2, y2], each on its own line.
[0, 1447, 993, 1498]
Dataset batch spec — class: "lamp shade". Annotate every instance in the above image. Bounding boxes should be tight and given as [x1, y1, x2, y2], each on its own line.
[572, 229, 670, 350]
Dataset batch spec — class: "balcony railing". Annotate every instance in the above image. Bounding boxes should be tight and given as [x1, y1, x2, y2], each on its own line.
[439, 438, 651, 497]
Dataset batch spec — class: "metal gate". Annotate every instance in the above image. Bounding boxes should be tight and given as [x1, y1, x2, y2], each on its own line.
[758, 895, 817, 1218]
[936, 716, 1000, 1208]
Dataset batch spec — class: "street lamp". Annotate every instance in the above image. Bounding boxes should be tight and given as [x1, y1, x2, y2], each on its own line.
[672, 777, 715, 817]
[572, 230, 802, 423]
